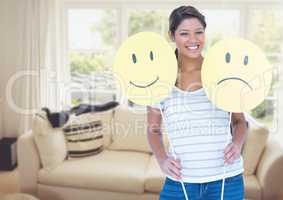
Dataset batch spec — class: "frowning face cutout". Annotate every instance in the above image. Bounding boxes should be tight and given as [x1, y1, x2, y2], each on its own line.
[201, 38, 273, 112]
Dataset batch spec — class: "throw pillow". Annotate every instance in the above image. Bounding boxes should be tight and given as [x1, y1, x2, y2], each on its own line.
[63, 113, 105, 158]
[32, 111, 68, 171]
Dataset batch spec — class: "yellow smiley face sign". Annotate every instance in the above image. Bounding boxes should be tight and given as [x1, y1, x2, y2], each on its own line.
[113, 32, 178, 106]
[201, 38, 273, 112]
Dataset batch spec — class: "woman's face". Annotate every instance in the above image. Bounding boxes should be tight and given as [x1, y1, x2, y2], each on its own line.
[172, 18, 205, 59]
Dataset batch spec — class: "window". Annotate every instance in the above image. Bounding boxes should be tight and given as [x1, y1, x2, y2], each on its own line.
[65, 2, 281, 129]
[203, 9, 241, 46]
[68, 9, 118, 105]
[128, 9, 169, 37]
[246, 8, 283, 130]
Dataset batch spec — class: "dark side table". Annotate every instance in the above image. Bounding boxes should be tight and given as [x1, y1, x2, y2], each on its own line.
[0, 137, 17, 170]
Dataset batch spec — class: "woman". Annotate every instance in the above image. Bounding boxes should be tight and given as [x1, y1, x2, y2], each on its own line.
[147, 6, 247, 200]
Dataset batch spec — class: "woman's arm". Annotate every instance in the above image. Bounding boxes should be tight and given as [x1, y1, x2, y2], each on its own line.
[224, 112, 248, 164]
[231, 112, 248, 149]
[147, 106, 181, 180]
[147, 106, 167, 163]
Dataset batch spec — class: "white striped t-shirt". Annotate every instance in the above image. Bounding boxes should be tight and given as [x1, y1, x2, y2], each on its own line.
[151, 86, 244, 183]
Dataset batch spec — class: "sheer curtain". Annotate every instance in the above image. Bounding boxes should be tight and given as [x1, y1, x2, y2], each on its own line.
[15, 0, 65, 134]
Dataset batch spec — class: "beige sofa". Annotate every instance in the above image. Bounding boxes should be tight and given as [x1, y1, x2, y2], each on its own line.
[17, 105, 283, 200]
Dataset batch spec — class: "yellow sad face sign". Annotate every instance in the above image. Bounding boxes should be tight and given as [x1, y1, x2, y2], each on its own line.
[113, 32, 177, 106]
[202, 38, 273, 112]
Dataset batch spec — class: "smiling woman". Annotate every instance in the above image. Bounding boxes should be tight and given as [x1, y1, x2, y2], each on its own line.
[147, 5, 247, 200]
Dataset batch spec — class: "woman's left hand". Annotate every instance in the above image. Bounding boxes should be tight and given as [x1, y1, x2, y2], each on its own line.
[224, 142, 242, 165]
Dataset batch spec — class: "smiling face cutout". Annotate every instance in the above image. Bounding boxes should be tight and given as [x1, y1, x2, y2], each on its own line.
[201, 38, 273, 112]
[113, 32, 177, 106]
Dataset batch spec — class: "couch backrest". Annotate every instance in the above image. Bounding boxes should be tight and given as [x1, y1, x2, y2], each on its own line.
[242, 116, 269, 175]
[32, 109, 114, 170]
[109, 107, 269, 175]
[108, 105, 169, 153]
[32, 106, 269, 176]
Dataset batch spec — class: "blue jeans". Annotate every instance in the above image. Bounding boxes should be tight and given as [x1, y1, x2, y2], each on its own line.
[159, 174, 244, 200]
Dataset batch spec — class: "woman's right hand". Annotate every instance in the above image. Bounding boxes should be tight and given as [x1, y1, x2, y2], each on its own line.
[158, 156, 182, 180]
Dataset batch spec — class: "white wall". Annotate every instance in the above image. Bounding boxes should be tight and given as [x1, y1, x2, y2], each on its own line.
[0, 0, 22, 137]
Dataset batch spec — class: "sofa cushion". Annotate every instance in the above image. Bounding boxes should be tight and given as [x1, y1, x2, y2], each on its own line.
[242, 121, 268, 176]
[244, 175, 261, 200]
[32, 111, 67, 171]
[38, 150, 150, 194]
[63, 114, 104, 158]
[108, 106, 151, 153]
[145, 155, 166, 193]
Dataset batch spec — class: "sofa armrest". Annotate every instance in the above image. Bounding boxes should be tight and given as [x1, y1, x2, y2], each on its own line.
[256, 136, 283, 200]
[17, 130, 41, 196]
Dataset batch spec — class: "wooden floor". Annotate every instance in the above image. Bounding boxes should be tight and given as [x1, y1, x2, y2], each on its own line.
[0, 168, 20, 194]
